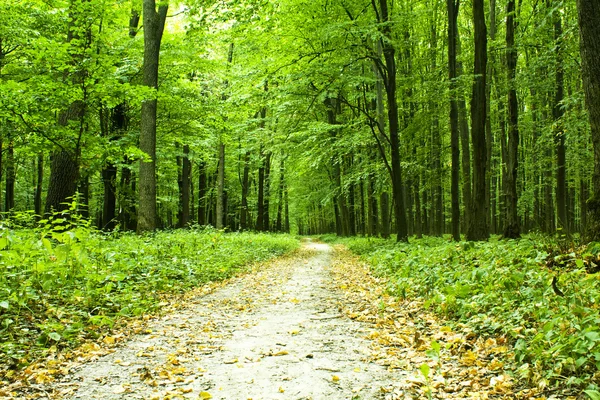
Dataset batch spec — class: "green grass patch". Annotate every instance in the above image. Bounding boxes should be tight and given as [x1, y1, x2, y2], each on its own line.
[322, 234, 600, 393]
[0, 212, 299, 374]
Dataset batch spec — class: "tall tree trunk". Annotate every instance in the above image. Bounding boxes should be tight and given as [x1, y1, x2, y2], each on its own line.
[276, 156, 285, 232]
[103, 11, 139, 230]
[35, 153, 43, 217]
[137, 0, 167, 233]
[503, 0, 520, 238]
[447, 0, 461, 241]
[240, 151, 251, 230]
[380, 191, 390, 239]
[467, 0, 489, 241]
[551, 1, 567, 235]
[284, 181, 290, 233]
[263, 151, 271, 231]
[178, 144, 191, 227]
[376, 0, 408, 242]
[577, 0, 600, 241]
[368, 171, 378, 236]
[5, 141, 14, 213]
[197, 160, 207, 225]
[216, 142, 225, 229]
[256, 146, 265, 231]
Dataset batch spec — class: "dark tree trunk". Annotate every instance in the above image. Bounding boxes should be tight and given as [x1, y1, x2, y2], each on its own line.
[375, 0, 408, 242]
[577, 0, 600, 241]
[137, 0, 167, 233]
[414, 178, 423, 239]
[276, 156, 285, 232]
[284, 181, 290, 233]
[256, 147, 265, 231]
[503, 0, 521, 238]
[348, 181, 356, 236]
[197, 160, 207, 225]
[216, 142, 225, 229]
[240, 151, 251, 230]
[368, 172, 378, 236]
[448, 0, 461, 241]
[263, 151, 271, 231]
[35, 153, 43, 217]
[551, 1, 567, 235]
[102, 163, 117, 229]
[178, 144, 191, 227]
[359, 178, 366, 235]
[5, 141, 14, 213]
[467, 0, 489, 241]
[380, 192, 390, 239]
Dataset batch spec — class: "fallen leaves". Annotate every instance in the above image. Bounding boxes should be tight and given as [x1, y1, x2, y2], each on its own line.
[329, 246, 544, 399]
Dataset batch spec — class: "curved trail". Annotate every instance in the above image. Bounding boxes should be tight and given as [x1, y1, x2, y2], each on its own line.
[52, 241, 404, 399]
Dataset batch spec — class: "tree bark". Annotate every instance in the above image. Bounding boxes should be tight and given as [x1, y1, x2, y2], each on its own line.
[34, 153, 43, 217]
[551, 1, 567, 235]
[216, 142, 225, 229]
[5, 141, 14, 213]
[178, 144, 191, 227]
[447, 0, 461, 241]
[466, 0, 489, 241]
[240, 151, 251, 230]
[197, 160, 207, 225]
[503, 0, 521, 238]
[577, 0, 600, 241]
[137, 0, 167, 233]
[376, 0, 408, 242]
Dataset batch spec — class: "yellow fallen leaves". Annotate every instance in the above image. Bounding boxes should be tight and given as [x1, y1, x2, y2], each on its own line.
[199, 391, 212, 399]
[332, 375, 340, 382]
[328, 247, 534, 399]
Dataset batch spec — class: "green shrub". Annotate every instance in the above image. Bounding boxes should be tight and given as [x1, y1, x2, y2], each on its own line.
[0, 212, 299, 372]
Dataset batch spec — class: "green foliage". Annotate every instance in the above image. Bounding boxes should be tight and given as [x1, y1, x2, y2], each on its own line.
[326, 235, 600, 391]
[0, 213, 298, 372]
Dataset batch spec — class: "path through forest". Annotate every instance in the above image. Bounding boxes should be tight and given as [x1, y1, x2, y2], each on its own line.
[41, 240, 407, 399]
[15, 239, 531, 400]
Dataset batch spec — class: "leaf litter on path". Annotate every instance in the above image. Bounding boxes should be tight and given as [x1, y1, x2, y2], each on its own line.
[3, 240, 555, 399]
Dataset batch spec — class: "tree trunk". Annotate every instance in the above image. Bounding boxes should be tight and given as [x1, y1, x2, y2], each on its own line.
[5, 141, 14, 213]
[216, 142, 225, 229]
[178, 144, 191, 227]
[240, 151, 251, 230]
[467, 0, 489, 241]
[447, 0, 461, 241]
[34, 153, 43, 217]
[276, 156, 285, 232]
[380, 191, 390, 239]
[102, 162, 117, 229]
[263, 151, 271, 231]
[377, 0, 408, 242]
[256, 147, 265, 231]
[577, 0, 600, 241]
[197, 160, 207, 225]
[137, 0, 167, 233]
[503, 0, 520, 238]
[551, 2, 567, 235]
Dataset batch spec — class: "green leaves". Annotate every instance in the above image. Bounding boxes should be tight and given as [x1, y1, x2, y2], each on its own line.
[0, 218, 299, 375]
[328, 235, 600, 392]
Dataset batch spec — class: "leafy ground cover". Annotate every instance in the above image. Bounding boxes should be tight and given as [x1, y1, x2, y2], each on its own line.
[0, 213, 299, 381]
[322, 234, 600, 398]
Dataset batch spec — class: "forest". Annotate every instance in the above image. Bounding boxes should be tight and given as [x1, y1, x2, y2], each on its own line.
[2, 0, 600, 398]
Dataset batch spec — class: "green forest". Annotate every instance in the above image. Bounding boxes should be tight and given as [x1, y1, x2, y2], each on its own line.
[2, 0, 600, 398]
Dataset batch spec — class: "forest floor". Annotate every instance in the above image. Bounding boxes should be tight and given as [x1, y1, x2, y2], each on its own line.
[4, 240, 546, 399]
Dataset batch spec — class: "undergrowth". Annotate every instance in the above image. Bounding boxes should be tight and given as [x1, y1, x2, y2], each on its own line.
[0, 211, 299, 378]
[321, 234, 600, 396]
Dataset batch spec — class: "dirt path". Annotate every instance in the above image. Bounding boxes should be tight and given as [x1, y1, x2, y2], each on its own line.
[45, 240, 405, 400]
